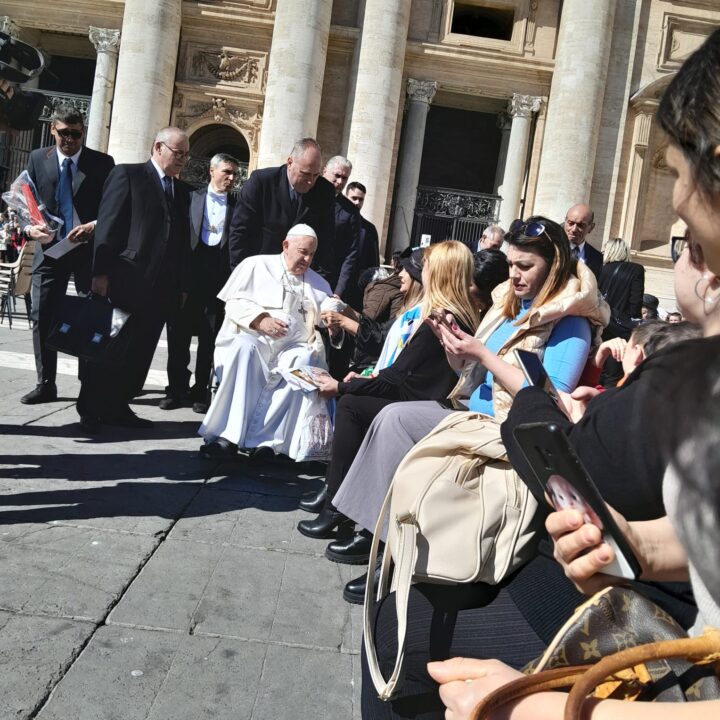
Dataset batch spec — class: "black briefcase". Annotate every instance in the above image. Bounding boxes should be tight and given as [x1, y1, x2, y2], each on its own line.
[47, 295, 130, 365]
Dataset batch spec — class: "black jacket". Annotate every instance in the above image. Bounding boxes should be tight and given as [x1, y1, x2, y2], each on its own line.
[93, 160, 191, 312]
[337, 321, 466, 402]
[582, 242, 603, 279]
[332, 193, 361, 300]
[599, 261, 644, 321]
[26, 145, 115, 270]
[227, 164, 335, 279]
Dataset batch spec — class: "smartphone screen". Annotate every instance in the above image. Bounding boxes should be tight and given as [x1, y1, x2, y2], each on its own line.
[514, 349, 561, 404]
[513, 422, 642, 580]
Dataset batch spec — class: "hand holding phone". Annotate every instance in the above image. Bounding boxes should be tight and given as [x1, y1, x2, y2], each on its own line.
[513, 349, 561, 405]
[429, 308, 454, 329]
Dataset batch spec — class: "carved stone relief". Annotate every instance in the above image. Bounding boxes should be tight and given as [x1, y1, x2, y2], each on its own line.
[657, 14, 716, 72]
[180, 43, 267, 91]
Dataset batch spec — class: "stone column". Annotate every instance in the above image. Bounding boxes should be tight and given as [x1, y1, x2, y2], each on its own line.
[498, 94, 542, 230]
[87, 27, 120, 153]
[346, 0, 413, 247]
[107, 0, 182, 163]
[533, 0, 617, 221]
[256, 0, 333, 168]
[493, 111, 512, 195]
[389, 79, 437, 253]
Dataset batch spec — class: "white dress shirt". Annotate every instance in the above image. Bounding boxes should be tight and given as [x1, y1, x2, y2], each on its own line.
[150, 157, 173, 197]
[201, 186, 228, 247]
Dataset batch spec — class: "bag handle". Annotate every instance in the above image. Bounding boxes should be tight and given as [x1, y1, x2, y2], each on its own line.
[363, 488, 419, 700]
[470, 628, 720, 720]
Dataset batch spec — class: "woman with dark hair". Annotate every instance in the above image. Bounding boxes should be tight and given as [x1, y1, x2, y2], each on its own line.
[329, 217, 607, 602]
[470, 248, 509, 312]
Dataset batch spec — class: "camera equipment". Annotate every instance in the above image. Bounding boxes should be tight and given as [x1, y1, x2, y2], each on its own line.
[0, 31, 47, 131]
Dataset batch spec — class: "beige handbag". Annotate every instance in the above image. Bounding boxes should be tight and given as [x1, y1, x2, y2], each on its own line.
[364, 411, 540, 700]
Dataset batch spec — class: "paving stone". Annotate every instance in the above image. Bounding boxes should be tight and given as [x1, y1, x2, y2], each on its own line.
[108, 539, 222, 632]
[252, 643, 353, 720]
[0, 611, 95, 720]
[0, 526, 158, 621]
[191, 546, 286, 641]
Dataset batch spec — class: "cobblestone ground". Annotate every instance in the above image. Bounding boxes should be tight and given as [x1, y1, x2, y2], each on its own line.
[0, 318, 363, 720]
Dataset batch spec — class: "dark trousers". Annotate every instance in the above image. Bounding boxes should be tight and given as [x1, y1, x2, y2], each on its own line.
[326, 394, 397, 499]
[30, 251, 91, 385]
[77, 301, 167, 418]
[166, 243, 224, 400]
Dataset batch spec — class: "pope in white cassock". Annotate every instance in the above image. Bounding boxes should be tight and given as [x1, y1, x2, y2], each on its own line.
[199, 225, 340, 459]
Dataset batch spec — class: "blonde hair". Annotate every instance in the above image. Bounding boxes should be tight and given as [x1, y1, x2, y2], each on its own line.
[400, 276, 424, 314]
[603, 237, 630, 263]
[421, 241, 479, 332]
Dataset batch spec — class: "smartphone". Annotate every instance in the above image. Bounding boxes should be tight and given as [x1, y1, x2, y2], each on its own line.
[430, 308, 454, 328]
[514, 349, 561, 404]
[513, 422, 642, 580]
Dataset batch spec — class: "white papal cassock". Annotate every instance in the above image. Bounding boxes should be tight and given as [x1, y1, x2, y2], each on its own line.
[199, 253, 335, 459]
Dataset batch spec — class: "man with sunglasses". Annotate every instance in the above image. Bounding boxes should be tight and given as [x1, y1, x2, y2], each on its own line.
[20, 105, 115, 406]
[77, 126, 192, 431]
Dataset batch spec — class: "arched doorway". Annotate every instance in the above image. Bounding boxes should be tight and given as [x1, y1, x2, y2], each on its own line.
[182, 124, 250, 190]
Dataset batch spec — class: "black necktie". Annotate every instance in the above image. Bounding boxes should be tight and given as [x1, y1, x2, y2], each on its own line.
[57, 157, 74, 237]
[571, 245, 580, 260]
[162, 175, 174, 206]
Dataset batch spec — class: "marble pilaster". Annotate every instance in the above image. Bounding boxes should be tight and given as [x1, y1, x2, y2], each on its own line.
[256, 0, 333, 168]
[107, 0, 182, 163]
[389, 79, 437, 253]
[87, 27, 120, 153]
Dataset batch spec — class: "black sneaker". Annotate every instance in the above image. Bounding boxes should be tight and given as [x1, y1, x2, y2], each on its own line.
[20, 383, 57, 405]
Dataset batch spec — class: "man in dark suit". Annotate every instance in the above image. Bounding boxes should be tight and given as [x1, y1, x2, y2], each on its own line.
[227, 137, 335, 280]
[564, 203, 603, 279]
[345, 181, 381, 308]
[322, 156, 361, 303]
[161, 153, 239, 413]
[77, 126, 192, 431]
[20, 105, 115, 405]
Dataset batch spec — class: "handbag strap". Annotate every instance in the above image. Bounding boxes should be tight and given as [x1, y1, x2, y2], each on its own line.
[470, 628, 720, 720]
[564, 628, 720, 720]
[600, 262, 625, 300]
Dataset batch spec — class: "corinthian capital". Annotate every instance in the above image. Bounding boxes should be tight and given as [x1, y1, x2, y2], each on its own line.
[89, 27, 121, 54]
[407, 79, 438, 105]
[0, 16, 20, 38]
[508, 93, 542, 119]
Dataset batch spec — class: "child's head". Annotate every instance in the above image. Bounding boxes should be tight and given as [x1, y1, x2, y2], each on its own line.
[625, 319, 702, 374]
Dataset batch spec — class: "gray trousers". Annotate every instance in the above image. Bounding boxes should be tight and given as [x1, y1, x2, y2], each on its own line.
[333, 401, 454, 539]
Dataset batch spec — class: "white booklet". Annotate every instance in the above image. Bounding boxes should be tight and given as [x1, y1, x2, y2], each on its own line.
[279, 365, 332, 392]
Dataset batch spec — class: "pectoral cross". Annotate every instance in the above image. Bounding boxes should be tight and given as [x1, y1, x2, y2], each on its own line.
[210, 224, 218, 233]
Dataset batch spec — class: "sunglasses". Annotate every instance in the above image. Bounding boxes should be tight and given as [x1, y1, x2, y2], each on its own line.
[56, 128, 83, 140]
[508, 219, 547, 239]
[671, 234, 704, 266]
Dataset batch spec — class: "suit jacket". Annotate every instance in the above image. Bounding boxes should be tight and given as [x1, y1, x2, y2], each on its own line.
[581, 242, 603, 279]
[227, 164, 335, 279]
[332, 193, 361, 300]
[26, 145, 115, 270]
[189, 187, 236, 292]
[93, 160, 191, 313]
[344, 215, 381, 310]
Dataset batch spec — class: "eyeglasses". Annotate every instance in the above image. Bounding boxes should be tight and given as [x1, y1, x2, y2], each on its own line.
[56, 128, 83, 140]
[508, 219, 546, 239]
[671, 234, 704, 266]
[161, 142, 190, 160]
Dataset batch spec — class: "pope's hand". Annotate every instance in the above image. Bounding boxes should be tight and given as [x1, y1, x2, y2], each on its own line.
[259, 316, 288, 338]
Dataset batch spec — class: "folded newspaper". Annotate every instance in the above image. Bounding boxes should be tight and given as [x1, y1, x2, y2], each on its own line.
[279, 365, 332, 392]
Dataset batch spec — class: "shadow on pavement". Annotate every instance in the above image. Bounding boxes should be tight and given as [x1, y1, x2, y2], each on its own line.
[0, 421, 201, 442]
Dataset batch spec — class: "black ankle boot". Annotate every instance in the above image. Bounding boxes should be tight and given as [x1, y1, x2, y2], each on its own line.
[296, 502, 352, 539]
[325, 529, 374, 565]
[298, 484, 328, 514]
[343, 555, 383, 605]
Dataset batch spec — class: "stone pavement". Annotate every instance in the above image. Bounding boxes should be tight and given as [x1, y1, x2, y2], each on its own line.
[0, 321, 364, 720]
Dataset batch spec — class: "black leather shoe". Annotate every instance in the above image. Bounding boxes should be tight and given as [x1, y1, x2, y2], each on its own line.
[299, 485, 328, 514]
[192, 401, 208, 414]
[296, 503, 353, 539]
[199, 438, 237, 458]
[325, 529, 373, 565]
[79, 415, 102, 434]
[21, 383, 57, 405]
[159, 395, 184, 410]
[103, 408, 154, 428]
[343, 555, 383, 605]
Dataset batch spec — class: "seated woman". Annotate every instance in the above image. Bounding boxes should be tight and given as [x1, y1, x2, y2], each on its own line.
[198, 225, 341, 460]
[332, 217, 607, 598]
[296, 240, 480, 538]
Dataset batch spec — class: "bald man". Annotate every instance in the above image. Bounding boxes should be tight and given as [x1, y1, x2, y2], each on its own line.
[77, 126, 192, 431]
[199, 225, 339, 459]
[564, 204, 602, 279]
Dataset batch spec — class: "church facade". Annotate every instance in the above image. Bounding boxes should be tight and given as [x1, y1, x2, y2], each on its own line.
[2, 0, 718, 307]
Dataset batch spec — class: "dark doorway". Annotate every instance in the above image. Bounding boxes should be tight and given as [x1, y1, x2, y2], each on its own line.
[184, 124, 251, 190]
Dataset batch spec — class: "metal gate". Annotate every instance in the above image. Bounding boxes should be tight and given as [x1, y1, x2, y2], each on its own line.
[411, 185, 501, 249]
